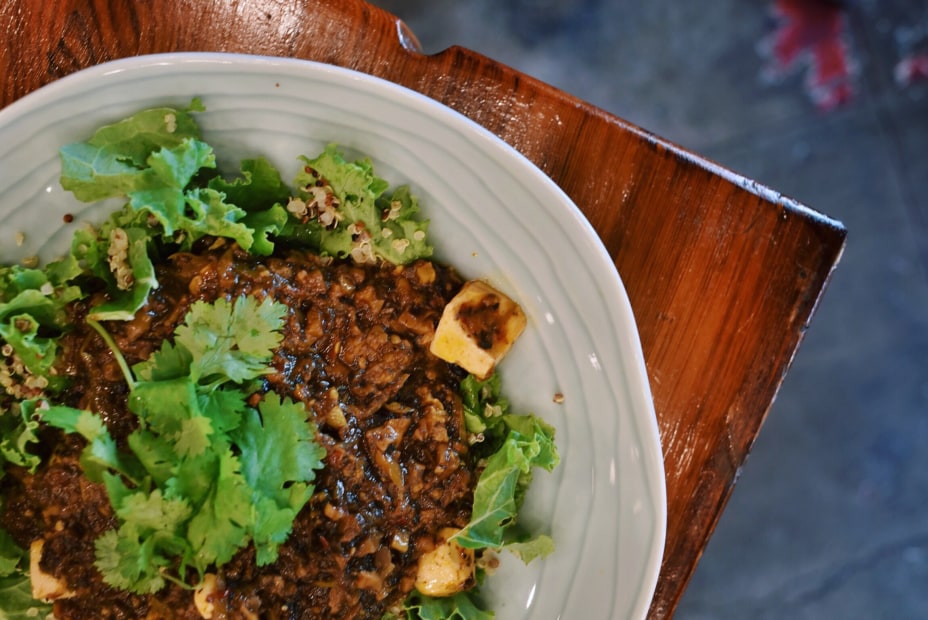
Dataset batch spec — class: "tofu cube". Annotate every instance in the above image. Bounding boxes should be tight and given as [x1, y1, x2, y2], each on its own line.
[30, 539, 75, 601]
[430, 280, 526, 380]
[194, 573, 220, 619]
[414, 528, 475, 597]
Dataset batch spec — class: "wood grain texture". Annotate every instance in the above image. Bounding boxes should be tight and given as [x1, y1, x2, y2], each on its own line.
[0, 0, 846, 617]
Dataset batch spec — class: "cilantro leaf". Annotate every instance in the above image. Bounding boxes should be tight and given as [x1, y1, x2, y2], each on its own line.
[114, 492, 191, 589]
[234, 392, 324, 565]
[235, 392, 322, 503]
[93, 528, 157, 593]
[185, 449, 252, 571]
[175, 416, 214, 460]
[94, 523, 176, 594]
[132, 340, 192, 382]
[41, 405, 143, 485]
[41, 297, 324, 594]
[115, 489, 192, 533]
[126, 430, 176, 486]
[93, 487, 193, 594]
[129, 378, 201, 444]
[198, 387, 247, 435]
[175, 296, 287, 384]
[163, 451, 219, 511]
[134, 295, 287, 389]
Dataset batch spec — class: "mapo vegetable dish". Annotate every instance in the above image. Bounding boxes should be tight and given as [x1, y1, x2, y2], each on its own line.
[0, 101, 558, 619]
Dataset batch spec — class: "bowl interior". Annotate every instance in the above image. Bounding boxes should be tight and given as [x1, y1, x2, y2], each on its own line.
[0, 53, 665, 619]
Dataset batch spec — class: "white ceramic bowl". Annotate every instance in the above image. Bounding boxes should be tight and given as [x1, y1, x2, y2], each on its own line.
[0, 53, 665, 619]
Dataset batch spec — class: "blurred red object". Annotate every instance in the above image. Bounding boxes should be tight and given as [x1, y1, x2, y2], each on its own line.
[765, 0, 853, 110]
[895, 53, 928, 85]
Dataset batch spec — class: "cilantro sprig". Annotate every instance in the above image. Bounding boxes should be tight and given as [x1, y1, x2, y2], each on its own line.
[40, 295, 326, 593]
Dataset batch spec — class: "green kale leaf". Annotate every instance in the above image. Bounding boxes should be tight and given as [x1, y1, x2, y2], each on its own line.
[0, 401, 45, 477]
[0, 262, 82, 385]
[0, 526, 52, 619]
[392, 589, 495, 620]
[281, 144, 432, 264]
[453, 374, 558, 561]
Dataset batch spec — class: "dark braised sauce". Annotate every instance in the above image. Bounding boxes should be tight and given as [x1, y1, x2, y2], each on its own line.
[1, 239, 475, 619]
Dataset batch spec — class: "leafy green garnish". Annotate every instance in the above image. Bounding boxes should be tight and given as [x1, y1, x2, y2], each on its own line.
[388, 375, 559, 619]
[0, 528, 23, 577]
[455, 419, 557, 552]
[57, 103, 432, 322]
[0, 102, 557, 618]
[135, 296, 286, 385]
[40, 296, 325, 593]
[0, 400, 45, 478]
[282, 144, 432, 264]
[207, 157, 292, 256]
[0, 261, 82, 385]
[454, 374, 558, 561]
[58, 99, 259, 321]
[207, 157, 292, 213]
[0, 573, 52, 620]
[0, 526, 52, 619]
[390, 589, 495, 620]
[460, 374, 510, 457]
[233, 392, 322, 565]
[80, 224, 159, 322]
[59, 100, 206, 202]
